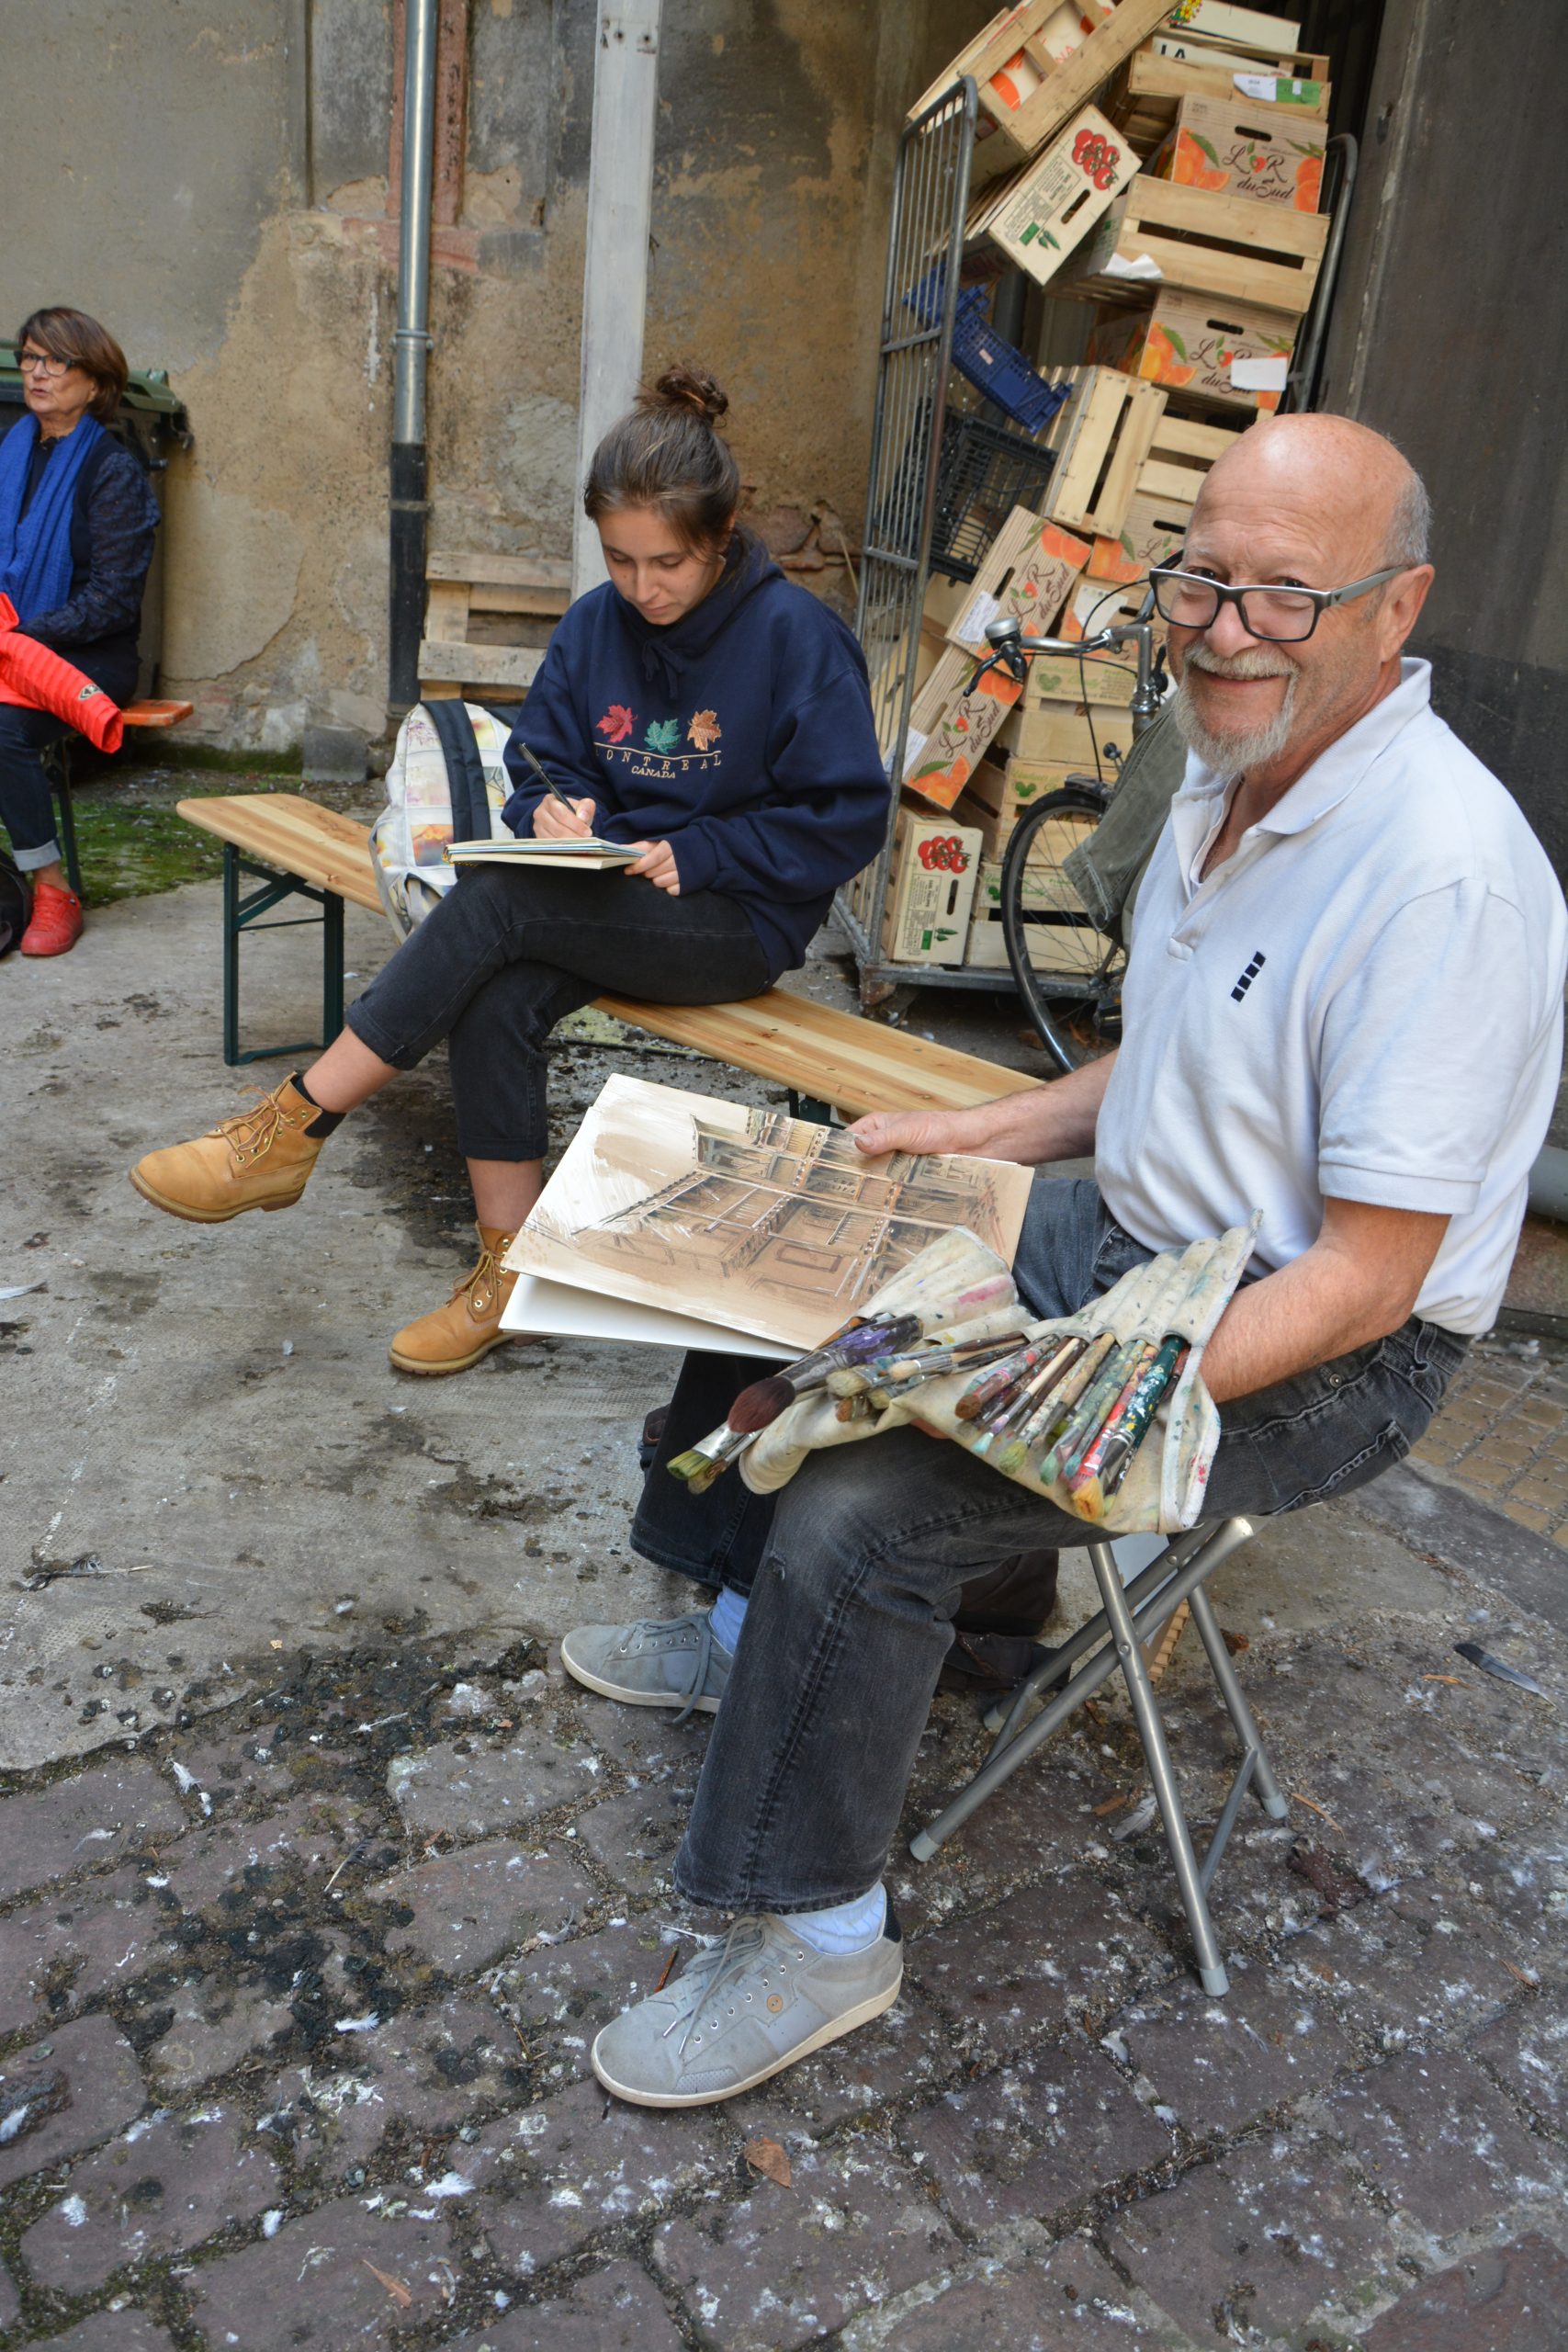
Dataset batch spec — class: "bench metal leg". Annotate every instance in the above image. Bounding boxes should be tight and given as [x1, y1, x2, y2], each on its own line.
[220, 842, 348, 1067]
[43, 741, 84, 899]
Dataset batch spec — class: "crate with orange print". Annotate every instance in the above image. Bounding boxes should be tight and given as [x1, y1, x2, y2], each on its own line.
[910, 0, 1176, 191]
[882, 804, 987, 966]
[901, 644, 1025, 812]
[1013, 640, 1143, 711]
[940, 506, 1092, 654]
[1155, 95, 1326, 211]
[1083, 409, 1242, 578]
[966, 106, 1143, 288]
[1065, 177, 1327, 318]
[1089, 290, 1296, 412]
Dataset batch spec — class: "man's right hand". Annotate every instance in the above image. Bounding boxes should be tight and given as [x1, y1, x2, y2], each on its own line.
[848, 1109, 966, 1159]
[534, 793, 598, 841]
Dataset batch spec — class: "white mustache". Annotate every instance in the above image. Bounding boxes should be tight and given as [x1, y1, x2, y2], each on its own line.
[1183, 646, 1294, 680]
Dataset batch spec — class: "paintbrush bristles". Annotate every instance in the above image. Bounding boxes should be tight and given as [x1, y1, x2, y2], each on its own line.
[727, 1374, 807, 1432]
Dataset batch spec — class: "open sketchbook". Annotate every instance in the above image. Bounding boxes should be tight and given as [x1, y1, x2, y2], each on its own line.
[500, 1074, 1033, 1353]
[446, 837, 641, 872]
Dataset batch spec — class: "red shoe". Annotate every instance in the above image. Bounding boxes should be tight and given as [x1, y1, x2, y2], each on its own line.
[19, 880, 85, 957]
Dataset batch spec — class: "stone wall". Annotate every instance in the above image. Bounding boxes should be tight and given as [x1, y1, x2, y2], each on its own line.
[0, 0, 974, 752]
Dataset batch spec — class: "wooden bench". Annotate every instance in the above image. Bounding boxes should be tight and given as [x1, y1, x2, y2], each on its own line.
[419, 551, 570, 703]
[47, 696, 196, 900]
[176, 791, 1039, 1112]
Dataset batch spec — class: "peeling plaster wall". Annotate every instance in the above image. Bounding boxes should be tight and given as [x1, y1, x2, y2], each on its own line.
[1, 0, 975, 749]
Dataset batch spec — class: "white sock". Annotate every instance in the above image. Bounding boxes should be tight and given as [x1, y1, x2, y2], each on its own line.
[707, 1584, 749, 1656]
[790, 1884, 887, 1955]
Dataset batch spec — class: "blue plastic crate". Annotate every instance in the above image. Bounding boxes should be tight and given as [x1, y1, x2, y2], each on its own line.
[950, 289, 1070, 435]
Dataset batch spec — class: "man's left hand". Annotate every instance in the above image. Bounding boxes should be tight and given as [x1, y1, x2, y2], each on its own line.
[626, 840, 680, 895]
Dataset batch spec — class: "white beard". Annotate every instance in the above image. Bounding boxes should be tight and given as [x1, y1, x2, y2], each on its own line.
[1173, 656, 1298, 775]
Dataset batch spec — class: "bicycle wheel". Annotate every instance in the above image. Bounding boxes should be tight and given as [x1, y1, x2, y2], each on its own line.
[999, 784, 1126, 1075]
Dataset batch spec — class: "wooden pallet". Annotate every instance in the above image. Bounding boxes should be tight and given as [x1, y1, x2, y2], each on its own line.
[419, 549, 570, 700]
[913, 0, 1175, 189]
[1067, 175, 1328, 314]
[1037, 368, 1168, 538]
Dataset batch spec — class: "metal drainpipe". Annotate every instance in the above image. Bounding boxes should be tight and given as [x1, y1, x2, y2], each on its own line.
[389, 0, 438, 708]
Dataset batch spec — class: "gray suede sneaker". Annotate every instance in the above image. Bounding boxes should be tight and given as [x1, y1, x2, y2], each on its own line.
[560, 1611, 732, 1724]
[592, 1908, 904, 2108]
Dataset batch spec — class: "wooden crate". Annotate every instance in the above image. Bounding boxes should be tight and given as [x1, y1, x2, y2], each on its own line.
[1061, 571, 1158, 636]
[1017, 642, 1142, 708]
[903, 643, 1024, 809]
[1157, 3, 1304, 62]
[965, 848, 1110, 972]
[1089, 288, 1297, 411]
[419, 550, 570, 699]
[1000, 699, 1139, 766]
[1113, 42, 1329, 153]
[1087, 486, 1193, 582]
[966, 106, 1142, 288]
[910, 0, 1175, 190]
[883, 804, 986, 966]
[1036, 368, 1168, 537]
[959, 754, 1088, 851]
[1156, 93, 1327, 210]
[1066, 175, 1329, 315]
[1084, 408, 1243, 575]
[942, 507, 1091, 651]
[1136, 408, 1245, 503]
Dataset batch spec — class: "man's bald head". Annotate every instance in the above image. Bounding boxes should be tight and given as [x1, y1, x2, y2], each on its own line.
[1167, 412, 1437, 793]
[1194, 413, 1429, 574]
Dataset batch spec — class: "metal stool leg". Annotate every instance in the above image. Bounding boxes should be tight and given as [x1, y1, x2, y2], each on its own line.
[1187, 1581, 1289, 1819]
[1088, 1537, 1229, 1997]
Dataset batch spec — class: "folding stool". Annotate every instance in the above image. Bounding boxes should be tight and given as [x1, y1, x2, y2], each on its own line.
[910, 1516, 1288, 1996]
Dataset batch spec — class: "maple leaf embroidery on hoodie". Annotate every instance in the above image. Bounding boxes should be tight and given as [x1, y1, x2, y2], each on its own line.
[644, 717, 682, 754]
[596, 703, 635, 743]
[688, 708, 721, 752]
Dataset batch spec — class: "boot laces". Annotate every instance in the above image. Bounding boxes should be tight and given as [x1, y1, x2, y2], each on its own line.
[209, 1086, 299, 1165]
[451, 1244, 501, 1315]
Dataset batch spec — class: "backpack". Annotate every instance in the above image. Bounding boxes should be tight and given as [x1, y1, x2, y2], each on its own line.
[0, 851, 30, 956]
[369, 698, 519, 937]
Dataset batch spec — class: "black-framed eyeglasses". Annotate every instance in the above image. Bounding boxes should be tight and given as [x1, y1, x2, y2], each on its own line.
[1147, 563, 1410, 644]
[16, 350, 75, 378]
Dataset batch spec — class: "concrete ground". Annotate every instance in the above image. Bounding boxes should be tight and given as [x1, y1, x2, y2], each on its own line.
[0, 854, 1564, 2350]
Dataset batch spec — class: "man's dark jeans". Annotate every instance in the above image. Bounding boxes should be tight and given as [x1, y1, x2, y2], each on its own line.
[345, 862, 771, 1160]
[654, 1176, 1469, 1914]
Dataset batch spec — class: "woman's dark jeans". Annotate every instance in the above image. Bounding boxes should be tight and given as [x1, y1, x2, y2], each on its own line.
[0, 703, 71, 873]
[666, 1175, 1470, 1914]
[344, 862, 772, 1159]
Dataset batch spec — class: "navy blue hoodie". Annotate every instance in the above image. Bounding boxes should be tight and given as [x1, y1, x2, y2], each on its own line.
[500, 535, 888, 978]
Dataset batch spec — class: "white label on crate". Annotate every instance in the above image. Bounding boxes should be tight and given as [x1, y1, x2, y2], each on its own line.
[953, 590, 999, 645]
[1229, 355, 1289, 390]
[1102, 252, 1163, 282]
[1232, 72, 1279, 98]
[897, 727, 928, 779]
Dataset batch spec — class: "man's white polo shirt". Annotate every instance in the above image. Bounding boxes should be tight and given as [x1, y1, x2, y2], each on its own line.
[1094, 661, 1567, 1336]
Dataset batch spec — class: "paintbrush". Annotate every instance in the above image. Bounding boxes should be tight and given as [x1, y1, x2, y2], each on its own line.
[723, 1313, 925, 1432]
[513, 731, 586, 820]
[954, 1338, 1065, 1420]
[1039, 1339, 1145, 1486]
[1056, 1341, 1160, 1487]
[997, 1330, 1117, 1475]
[1065, 1339, 1179, 1508]
[665, 1420, 756, 1494]
[1099, 1340, 1188, 1498]
[970, 1336, 1087, 1456]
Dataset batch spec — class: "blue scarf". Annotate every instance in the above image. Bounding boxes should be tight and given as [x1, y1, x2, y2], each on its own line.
[0, 413, 104, 623]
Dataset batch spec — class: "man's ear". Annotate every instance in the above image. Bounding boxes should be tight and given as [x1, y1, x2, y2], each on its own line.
[1377, 563, 1434, 660]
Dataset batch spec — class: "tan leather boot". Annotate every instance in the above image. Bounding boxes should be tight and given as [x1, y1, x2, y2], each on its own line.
[130, 1076, 331, 1223]
[389, 1224, 526, 1375]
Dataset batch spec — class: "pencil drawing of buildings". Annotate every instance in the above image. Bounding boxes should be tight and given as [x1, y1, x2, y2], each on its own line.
[562, 1107, 1008, 1312]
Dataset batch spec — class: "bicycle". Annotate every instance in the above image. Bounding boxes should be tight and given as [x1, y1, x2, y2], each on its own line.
[968, 605, 1168, 1074]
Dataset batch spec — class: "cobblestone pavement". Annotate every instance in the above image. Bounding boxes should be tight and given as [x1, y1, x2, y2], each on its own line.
[1415, 1329, 1568, 1544]
[4, 865, 1566, 2348]
[0, 1504, 1562, 2350]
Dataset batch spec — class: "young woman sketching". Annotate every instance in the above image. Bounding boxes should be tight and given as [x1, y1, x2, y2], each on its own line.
[130, 368, 889, 1373]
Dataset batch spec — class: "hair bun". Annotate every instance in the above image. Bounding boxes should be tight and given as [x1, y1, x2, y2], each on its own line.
[648, 364, 729, 427]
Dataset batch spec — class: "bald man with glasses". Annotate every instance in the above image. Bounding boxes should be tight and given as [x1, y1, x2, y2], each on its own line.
[571, 413, 1568, 2113]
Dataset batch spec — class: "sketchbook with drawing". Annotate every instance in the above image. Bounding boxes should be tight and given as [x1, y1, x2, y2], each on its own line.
[445, 836, 641, 872]
[500, 1074, 1033, 1356]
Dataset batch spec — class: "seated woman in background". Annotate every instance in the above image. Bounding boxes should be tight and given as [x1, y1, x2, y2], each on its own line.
[130, 367, 890, 1375]
[0, 306, 160, 956]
